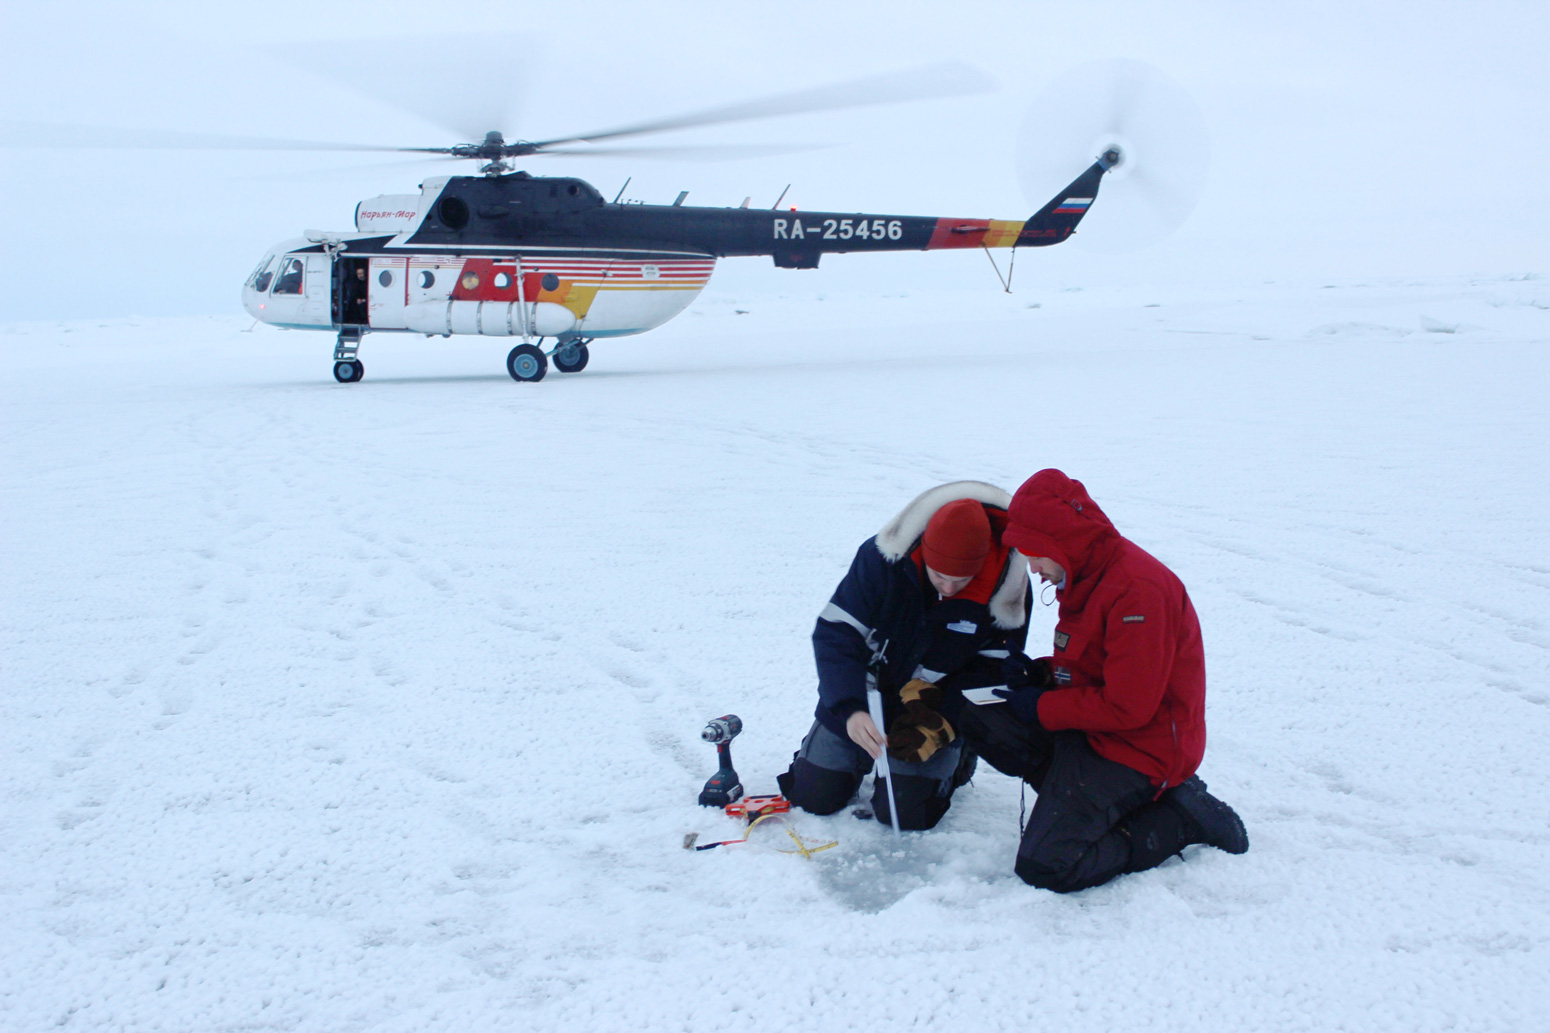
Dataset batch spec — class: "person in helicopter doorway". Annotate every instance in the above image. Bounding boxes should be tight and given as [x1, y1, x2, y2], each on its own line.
[954, 468, 1250, 893]
[341, 262, 369, 326]
[777, 482, 1032, 830]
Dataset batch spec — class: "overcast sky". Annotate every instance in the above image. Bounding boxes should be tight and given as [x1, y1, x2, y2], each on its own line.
[1, 0, 1544, 322]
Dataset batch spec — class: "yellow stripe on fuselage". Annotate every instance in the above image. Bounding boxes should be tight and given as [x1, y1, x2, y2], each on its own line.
[982, 220, 1025, 248]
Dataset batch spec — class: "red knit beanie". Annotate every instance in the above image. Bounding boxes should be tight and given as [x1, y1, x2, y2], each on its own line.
[922, 499, 992, 577]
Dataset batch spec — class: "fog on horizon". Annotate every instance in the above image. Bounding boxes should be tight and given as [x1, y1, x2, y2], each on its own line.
[1, 0, 1544, 323]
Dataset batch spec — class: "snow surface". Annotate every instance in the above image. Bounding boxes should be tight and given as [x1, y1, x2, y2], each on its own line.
[4, 275, 1549, 1031]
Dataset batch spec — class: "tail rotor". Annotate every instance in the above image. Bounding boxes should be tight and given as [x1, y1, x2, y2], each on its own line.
[1016, 59, 1211, 253]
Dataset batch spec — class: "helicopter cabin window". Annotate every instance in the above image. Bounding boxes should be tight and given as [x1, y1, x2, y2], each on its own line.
[493, 272, 510, 289]
[419, 270, 435, 289]
[272, 257, 305, 295]
[378, 270, 393, 288]
[247, 255, 276, 293]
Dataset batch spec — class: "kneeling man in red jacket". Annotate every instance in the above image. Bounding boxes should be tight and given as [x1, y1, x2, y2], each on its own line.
[955, 469, 1248, 892]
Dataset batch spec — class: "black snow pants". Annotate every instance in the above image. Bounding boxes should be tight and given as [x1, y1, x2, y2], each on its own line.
[777, 720, 975, 831]
[954, 703, 1201, 892]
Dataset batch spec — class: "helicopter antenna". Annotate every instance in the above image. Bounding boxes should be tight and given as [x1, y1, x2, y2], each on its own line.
[770, 184, 790, 210]
[612, 177, 631, 203]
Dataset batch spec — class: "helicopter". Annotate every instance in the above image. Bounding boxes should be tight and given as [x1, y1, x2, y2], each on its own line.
[9, 59, 1197, 383]
[245, 145, 1114, 383]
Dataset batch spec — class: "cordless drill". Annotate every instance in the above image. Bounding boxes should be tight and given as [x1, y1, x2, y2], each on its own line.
[698, 714, 744, 807]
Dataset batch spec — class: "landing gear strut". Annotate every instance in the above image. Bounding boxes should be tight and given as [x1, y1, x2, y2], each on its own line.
[333, 327, 365, 383]
[552, 339, 591, 373]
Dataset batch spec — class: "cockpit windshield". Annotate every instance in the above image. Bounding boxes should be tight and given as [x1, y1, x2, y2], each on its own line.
[247, 255, 276, 293]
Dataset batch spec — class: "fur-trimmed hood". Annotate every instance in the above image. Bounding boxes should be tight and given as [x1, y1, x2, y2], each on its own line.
[875, 480, 1029, 629]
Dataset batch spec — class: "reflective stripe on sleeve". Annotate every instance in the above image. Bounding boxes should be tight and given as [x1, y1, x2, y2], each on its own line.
[818, 602, 873, 641]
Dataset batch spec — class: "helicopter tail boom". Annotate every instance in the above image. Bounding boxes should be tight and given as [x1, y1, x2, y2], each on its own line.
[923, 157, 1108, 250]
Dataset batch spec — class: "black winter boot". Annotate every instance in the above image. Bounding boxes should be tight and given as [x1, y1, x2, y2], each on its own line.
[1116, 801, 1195, 874]
[1165, 776, 1249, 855]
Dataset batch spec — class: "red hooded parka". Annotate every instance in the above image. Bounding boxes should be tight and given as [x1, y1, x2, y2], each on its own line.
[1003, 470, 1207, 788]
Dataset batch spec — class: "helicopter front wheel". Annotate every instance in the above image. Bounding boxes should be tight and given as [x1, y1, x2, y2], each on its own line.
[506, 344, 548, 382]
[333, 360, 364, 383]
[553, 341, 590, 373]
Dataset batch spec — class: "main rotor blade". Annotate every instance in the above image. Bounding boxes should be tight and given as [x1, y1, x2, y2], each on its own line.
[529, 61, 996, 148]
[262, 33, 542, 142]
[536, 143, 823, 161]
[0, 119, 443, 154]
[237, 155, 463, 185]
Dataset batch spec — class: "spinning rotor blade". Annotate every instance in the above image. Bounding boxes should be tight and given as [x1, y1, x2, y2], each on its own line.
[238, 155, 466, 185]
[0, 119, 810, 167]
[529, 61, 996, 149]
[1100, 61, 1148, 140]
[1016, 59, 1210, 253]
[0, 119, 438, 154]
[4, 58, 990, 174]
[263, 33, 542, 144]
[535, 143, 823, 161]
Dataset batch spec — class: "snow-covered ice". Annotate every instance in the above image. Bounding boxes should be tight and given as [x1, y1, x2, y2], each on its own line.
[3, 275, 1548, 1031]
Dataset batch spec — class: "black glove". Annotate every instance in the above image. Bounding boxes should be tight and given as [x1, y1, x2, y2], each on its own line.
[992, 685, 1047, 725]
[1001, 653, 1054, 690]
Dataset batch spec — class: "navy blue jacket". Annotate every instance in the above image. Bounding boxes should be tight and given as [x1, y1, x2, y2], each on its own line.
[811, 537, 1031, 738]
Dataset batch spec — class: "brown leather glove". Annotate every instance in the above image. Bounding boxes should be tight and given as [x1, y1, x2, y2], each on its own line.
[887, 678, 956, 764]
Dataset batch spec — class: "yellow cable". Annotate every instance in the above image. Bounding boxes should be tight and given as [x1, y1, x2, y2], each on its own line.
[701, 811, 838, 859]
[775, 827, 838, 859]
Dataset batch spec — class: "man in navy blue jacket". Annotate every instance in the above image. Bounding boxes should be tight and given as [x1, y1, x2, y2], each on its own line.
[777, 482, 1032, 830]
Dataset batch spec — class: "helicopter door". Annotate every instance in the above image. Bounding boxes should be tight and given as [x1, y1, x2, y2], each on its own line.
[299, 255, 330, 326]
[334, 257, 370, 327]
[367, 257, 409, 329]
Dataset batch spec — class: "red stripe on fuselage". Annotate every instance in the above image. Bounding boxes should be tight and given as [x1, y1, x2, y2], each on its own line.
[927, 219, 990, 249]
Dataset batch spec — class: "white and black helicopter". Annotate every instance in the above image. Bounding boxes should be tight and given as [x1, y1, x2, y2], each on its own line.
[245, 144, 1109, 383]
[9, 59, 1202, 383]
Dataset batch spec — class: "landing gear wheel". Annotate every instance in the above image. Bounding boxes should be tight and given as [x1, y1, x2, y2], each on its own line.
[506, 344, 548, 382]
[553, 342, 590, 373]
[333, 360, 364, 383]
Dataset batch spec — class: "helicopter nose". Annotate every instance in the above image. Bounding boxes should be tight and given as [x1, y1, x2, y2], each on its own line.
[241, 281, 266, 320]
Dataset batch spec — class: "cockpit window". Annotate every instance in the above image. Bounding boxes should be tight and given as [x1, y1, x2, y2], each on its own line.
[272, 257, 305, 295]
[247, 255, 276, 292]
